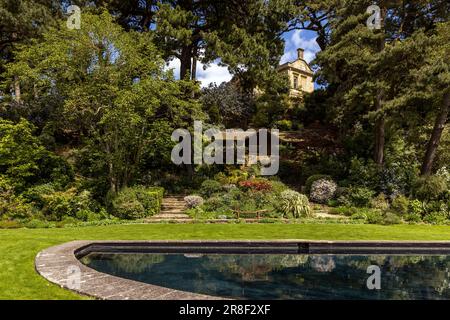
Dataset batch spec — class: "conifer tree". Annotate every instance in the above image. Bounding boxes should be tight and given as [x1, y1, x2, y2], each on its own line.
[0, 0, 61, 103]
[315, 0, 449, 166]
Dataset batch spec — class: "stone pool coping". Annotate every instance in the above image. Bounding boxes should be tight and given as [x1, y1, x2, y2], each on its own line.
[35, 240, 450, 300]
[35, 240, 225, 300]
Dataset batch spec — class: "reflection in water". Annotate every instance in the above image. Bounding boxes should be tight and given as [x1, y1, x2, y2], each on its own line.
[80, 253, 450, 300]
[309, 256, 336, 273]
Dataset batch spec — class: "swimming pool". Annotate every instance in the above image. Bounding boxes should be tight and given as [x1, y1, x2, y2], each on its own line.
[76, 241, 450, 300]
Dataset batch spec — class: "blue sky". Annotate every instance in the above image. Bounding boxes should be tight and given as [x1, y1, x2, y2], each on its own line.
[280, 29, 320, 64]
[166, 29, 321, 87]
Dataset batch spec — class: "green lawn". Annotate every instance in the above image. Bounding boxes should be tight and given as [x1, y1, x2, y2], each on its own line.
[1, 223, 450, 300]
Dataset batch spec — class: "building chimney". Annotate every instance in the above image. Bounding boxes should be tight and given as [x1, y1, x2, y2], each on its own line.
[297, 48, 304, 60]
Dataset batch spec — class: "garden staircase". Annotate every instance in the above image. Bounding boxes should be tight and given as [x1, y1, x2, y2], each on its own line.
[147, 195, 191, 222]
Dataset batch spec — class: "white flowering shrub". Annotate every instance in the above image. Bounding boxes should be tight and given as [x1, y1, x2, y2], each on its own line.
[184, 195, 204, 208]
[436, 167, 450, 186]
[309, 179, 337, 204]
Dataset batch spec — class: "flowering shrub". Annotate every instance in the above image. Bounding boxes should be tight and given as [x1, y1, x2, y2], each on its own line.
[184, 195, 204, 208]
[436, 167, 450, 186]
[238, 179, 272, 192]
[305, 174, 332, 194]
[309, 179, 337, 204]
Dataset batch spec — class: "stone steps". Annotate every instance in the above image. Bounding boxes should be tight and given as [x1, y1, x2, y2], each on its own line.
[148, 195, 191, 221]
[313, 211, 348, 219]
[153, 213, 190, 219]
[144, 218, 296, 224]
[162, 204, 186, 209]
[146, 219, 194, 223]
[158, 212, 189, 215]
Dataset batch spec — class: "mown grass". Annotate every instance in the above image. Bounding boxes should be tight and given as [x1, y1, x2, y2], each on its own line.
[1, 223, 450, 299]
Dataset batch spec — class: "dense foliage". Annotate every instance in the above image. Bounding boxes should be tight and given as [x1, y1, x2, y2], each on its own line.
[0, 1, 448, 227]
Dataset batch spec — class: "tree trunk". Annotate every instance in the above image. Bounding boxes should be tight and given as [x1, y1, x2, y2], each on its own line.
[108, 161, 117, 194]
[374, 92, 385, 165]
[11, 32, 22, 104]
[374, 5, 386, 166]
[180, 45, 192, 80]
[13, 75, 21, 103]
[104, 141, 117, 194]
[316, 32, 328, 51]
[421, 92, 450, 176]
[191, 55, 197, 81]
[186, 163, 194, 181]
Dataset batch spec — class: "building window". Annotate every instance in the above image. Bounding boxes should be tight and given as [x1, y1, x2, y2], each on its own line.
[293, 74, 299, 89]
[301, 75, 307, 90]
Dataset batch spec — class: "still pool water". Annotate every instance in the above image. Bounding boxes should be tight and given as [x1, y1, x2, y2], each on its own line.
[80, 253, 450, 299]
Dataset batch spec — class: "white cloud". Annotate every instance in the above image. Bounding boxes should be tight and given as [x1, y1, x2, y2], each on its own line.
[291, 30, 319, 51]
[165, 58, 180, 78]
[291, 29, 304, 48]
[303, 50, 316, 63]
[164, 58, 232, 87]
[286, 29, 321, 63]
[280, 50, 296, 64]
[197, 61, 232, 87]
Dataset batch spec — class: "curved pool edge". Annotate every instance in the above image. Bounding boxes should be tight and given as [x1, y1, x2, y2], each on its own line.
[35, 240, 450, 300]
[35, 240, 224, 300]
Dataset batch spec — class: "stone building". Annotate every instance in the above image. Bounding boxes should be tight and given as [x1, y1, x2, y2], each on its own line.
[277, 48, 314, 97]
